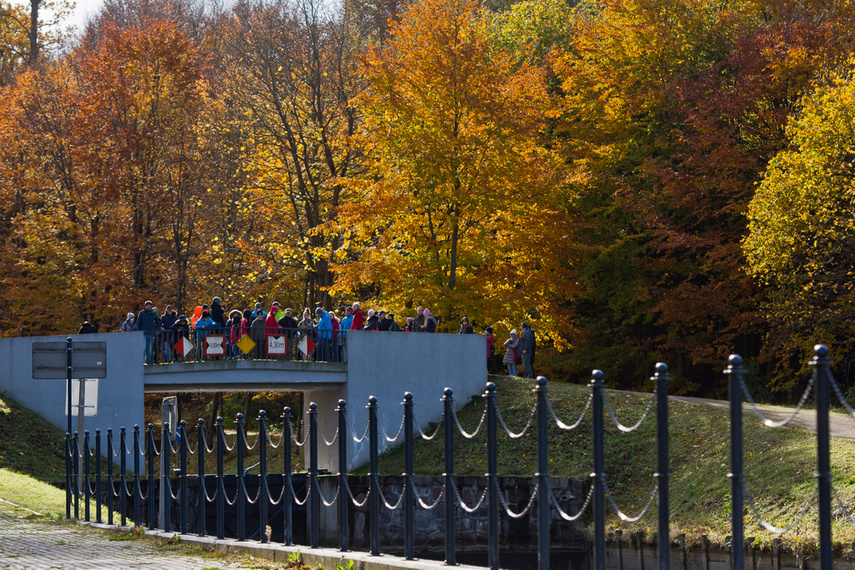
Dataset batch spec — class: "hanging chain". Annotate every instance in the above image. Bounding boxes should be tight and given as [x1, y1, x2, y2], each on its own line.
[413, 414, 442, 441]
[451, 479, 489, 513]
[546, 394, 592, 431]
[317, 421, 339, 447]
[344, 478, 370, 508]
[497, 480, 539, 519]
[317, 479, 340, 507]
[741, 375, 814, 428]
[744, 481, 813, 534]
[550, 483, 594, 522]
[376, 475, 407, 510]
[602, 392, 655, 433]
[452, 402, 488, 439]
[382, 414, 407, 444]
[603, 479, 658, 522]
[495, 401, 537, 439]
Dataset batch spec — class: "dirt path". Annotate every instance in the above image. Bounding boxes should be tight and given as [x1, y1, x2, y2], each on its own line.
[669, 395, 855, 439]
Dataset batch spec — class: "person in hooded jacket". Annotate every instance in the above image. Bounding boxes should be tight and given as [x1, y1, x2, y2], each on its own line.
[251, 310, 267, 359]
[161, 305, 178, 362]
[350, 302, 364, 330]
[121, 313, 137, 332]
[278, 308, 298, 360]
[171, 315, 191, 360]
[227, 309, 243, 358]
[265, 305, 281, 358]
[423, 308, 437, 333]
[194, 310, 215, 360]
[315, 307, 332, 361]
[210, 297, 226, 328]
[137, 301, 161, 364]
[503, 330, 520, 376]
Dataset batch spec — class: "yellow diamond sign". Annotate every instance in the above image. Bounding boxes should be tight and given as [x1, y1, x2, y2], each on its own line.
[236, 334, 256, 355]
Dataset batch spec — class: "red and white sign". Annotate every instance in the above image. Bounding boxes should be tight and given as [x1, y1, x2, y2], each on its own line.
[268, 336, 286, 355]
[298, 335, 315, 357]
[174, 336, 193, 357]
[205, 335, 226, 356]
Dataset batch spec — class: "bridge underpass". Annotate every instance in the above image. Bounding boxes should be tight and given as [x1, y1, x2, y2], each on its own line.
[1, 330, 486, 470]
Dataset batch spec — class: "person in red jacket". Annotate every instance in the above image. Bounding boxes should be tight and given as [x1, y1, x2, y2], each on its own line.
[350, 302, 365, 330]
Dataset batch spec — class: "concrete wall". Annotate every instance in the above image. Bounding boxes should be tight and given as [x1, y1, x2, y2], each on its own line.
[0, 332, 145, 437]
[306, 330, 488, 472]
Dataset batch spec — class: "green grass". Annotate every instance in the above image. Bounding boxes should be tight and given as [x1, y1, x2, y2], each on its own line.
[374, 375, 855, 553]
[0, 394, 67, 482]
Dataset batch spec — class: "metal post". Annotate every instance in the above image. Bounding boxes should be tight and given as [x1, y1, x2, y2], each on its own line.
[133, 426, 141, 526]
[65, 433, 72, 519]
[161, 422, 171, 531]
[197, 419, 207, 538]
[592, 370, 606, 570]
[147, 424, 156, 529]
[535, 377, 550, 570]
[653, 363, 670, 570]
[367, 396, 381, 556]
[726, 355, 744, 570]
[179, 421, 187, 535]
[485, 382, 499, 570]
[337, 400, 348, 552]
[216, 416, 225, 540]
[120, 427, 127, 526]
[443, 388, 456, 566]
[812, 344, 833, 570]
[258, 411, 269, 544]
[73, 432, 79, 519]
[66, 338, 72, 437]
[236, 413, 246, 541]
[106, 429, 113, 526]
[95, 429, 102, 524]
[84, 430, 91, 522]
[404, 393, 415, 560]
[283, 407, 294, 546]
[309, 403, 320, 548]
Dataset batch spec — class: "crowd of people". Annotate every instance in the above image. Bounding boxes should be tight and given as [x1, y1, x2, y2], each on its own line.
[102, 297, 537, 377]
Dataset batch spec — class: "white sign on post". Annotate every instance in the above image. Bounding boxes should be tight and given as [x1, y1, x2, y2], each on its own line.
[65, 378, 98, 417]
[268, 336, 286, 355]
[206, 335, 226, 356]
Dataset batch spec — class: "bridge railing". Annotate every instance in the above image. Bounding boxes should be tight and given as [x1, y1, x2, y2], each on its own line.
[66, 346, 851, 570]
[143, 326, 347, 364]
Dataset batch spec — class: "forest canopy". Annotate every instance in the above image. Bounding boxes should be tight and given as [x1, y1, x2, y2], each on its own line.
[2, 0, 855, 395]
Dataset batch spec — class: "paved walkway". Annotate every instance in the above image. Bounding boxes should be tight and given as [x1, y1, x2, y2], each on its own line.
[0, 502, 248, 570]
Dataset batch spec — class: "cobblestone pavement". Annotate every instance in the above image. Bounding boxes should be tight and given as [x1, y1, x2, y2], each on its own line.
[0, 503, 250, 570]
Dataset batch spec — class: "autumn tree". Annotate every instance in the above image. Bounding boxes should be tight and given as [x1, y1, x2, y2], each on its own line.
[335, 0, 573, 339]
[745, 58, 855, 386]
[550, 0, 855, 390]
[218, 0, 365, 310]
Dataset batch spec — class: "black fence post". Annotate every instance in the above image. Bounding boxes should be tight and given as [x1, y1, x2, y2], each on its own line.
[147, 423, 156, 529]
[283, 407, 294, 546]
[485, 382, 499, 570]
[337, 400, 348, 552]
[403, 392, 415, 561]
[726, 355, 744, 570]
[161, 422, 171, 532]
[812, 344, 833, 570]
[73, 432, 79, 520]
[179, 420, 188, 535]
[236, 413, 246, 541]
[309, 403, 320, 549]
[106, 428, 114, 526]
[65, 433, 72, 520]
[536, 377, 550, 570]
[216, 416, 225, 540]
[84, 430, 91, 522]
[368, 396, 380, 556]
[197, 419, 207, 538]
[133, 425, 141, 526]
[653, 363, 670, 570]
[258, 411, 269, 544]
[443, 388, 456, 566]
[592, 370, 606, 570]
[95, 429, 102, 524]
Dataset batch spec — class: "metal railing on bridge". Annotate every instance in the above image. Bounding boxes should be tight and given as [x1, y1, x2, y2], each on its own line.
[142, 326, 346, 364]
[65, 345, 854, 570]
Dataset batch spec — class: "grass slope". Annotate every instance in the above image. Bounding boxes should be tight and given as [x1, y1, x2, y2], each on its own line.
[375, 376, 855, 552]
[0, 394, 67, 482]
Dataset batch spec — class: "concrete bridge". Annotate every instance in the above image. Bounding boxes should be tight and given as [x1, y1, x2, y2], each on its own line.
[0, 331, 487, 470]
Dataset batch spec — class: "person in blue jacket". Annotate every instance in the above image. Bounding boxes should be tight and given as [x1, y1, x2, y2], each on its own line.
[315, 307, 332, 362]
[137, 301, 161, 365]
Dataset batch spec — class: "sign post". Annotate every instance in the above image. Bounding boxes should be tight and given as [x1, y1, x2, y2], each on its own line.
[33, 339, 107, 508]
